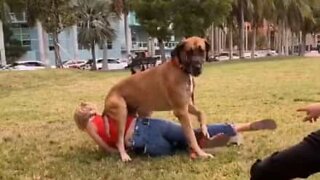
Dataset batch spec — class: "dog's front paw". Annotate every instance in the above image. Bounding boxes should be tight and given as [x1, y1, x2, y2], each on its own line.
[120, 152, 132, 162]
[190, 148, 214, 159]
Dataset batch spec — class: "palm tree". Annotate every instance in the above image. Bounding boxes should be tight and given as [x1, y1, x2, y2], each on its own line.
[249, 0, 275, 58]
[270, 0, 314, 56]
[226, 3, 239, 60]
[76, 0, 116, 70]
[233, 0, 252, 59]
[295, 0, 320, 55]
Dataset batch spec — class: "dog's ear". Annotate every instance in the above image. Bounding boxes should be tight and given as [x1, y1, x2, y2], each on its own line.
[171, 41, 186, 62]
[205, 40, 210, 62]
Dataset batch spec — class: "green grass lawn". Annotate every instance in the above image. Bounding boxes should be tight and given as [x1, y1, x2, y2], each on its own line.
[1, 57, 320, 180]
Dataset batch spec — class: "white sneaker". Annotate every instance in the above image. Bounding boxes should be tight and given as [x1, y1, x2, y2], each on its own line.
[229, 134, 243, 145]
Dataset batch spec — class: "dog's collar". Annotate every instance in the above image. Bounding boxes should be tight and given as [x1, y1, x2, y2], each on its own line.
[172, 58, 192, 75]
[172, 58, 183, 69]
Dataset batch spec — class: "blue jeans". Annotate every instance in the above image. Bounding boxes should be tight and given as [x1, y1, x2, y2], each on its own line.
[131, 118, 236, 157]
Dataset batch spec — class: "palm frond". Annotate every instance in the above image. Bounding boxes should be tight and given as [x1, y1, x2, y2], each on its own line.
[76, 0, 116, 50]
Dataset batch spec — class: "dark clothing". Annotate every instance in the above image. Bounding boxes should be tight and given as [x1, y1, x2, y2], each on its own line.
[250, 130, 320, 180]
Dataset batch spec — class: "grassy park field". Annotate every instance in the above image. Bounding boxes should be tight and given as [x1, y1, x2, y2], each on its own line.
[1, 57, 320, 179]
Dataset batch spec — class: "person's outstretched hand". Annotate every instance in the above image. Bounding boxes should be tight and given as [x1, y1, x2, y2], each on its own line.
[297, 103, 320, 123]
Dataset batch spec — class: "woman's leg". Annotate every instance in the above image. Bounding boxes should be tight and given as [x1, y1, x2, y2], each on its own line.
[131, 118, 174, 157]
[234, 119, 276, 133]
[159, 120, 234, 150]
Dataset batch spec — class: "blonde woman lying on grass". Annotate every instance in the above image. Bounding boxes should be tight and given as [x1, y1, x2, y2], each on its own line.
[74, 102, 277, 158]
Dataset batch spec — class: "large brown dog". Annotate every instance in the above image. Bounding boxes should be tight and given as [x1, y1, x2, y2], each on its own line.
[103, 37, 211, 161]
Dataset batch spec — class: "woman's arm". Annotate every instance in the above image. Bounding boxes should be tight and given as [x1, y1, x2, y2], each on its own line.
[85, 124, 118, 154]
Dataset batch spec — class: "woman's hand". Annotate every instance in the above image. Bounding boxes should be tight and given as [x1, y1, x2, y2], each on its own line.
[297, 103, 320, 123]
[201, 124, 209, 138]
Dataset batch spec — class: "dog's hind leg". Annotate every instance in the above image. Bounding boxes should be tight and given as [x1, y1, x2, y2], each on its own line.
[104, 95, 131, 162]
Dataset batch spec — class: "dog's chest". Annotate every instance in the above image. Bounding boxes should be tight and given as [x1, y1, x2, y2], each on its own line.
[187, 75, 194, 94]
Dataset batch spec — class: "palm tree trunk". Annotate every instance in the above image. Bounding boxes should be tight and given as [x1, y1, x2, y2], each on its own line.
[124, 13, 130, 57]
[91, 42, 97, 70]
[281, 22, 286, 55]
[0, 19, 6, 66]
[239, 0, 245, 59]
[214, 27, 218, 54]
[102, 43, 109, 71]
[284, 24, 289, 56]
[42, 30, 49, 66]
[251, 26, 257, 59]
[278, 22, 283, 56]
[215, 27, 221, 54]
[267, 23, 271, 53]
[229, 25, 233, 60]
[291, 33, 295, 55]
[275, 31, 279, 53]
[53, 31, 62, 68]
[298, 31, 302, 56]
[159, 38, 165, 63]
[211, 23, 214, 56]
[72, 25, 79, 60]
[36, 20, 46, 64]
[301, 31, 307, 56]
[245, 23, 248, 52]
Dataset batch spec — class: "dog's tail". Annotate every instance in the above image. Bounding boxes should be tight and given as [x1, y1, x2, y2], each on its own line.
[130, 67, 137, 74]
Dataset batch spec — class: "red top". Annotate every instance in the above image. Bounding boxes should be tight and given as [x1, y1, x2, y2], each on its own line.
[91, 115, 134, 148]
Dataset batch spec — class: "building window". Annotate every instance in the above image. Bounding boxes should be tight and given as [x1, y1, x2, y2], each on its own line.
[48, 35, 55, 51]
[10, 23, 31, 50]
[107, 40, 112, 49]
[22, 40, 31, 46]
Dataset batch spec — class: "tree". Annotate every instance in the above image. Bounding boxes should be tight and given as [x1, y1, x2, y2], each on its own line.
[249, 0, 275, 58]
[132, 0, 232, 62]
[76, 0, 116, 70]
[171, 0, 232, 38]
[265, 0, 315, 56]
[298, 0, 320, 55]
[131, 0, 173, 62]
[0, 0, 25, 65]
[26, 0, 75, 68]
[232, 0, 253, 59]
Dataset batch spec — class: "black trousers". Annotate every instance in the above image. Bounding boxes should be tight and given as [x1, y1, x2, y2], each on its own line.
[250, 130, 320, 180]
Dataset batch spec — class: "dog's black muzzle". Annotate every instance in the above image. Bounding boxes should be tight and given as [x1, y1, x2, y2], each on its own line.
[185, 56, 204, 77]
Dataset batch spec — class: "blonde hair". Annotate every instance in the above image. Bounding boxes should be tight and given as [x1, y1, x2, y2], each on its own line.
[73, 102, 98, 130]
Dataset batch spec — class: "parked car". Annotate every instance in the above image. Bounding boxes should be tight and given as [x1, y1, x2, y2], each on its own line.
[6, 60, 46, 71]
[304, 50, 320, 57]
[82, 58, 128, 70]
[211, 52, 240, 61]
[266, 50, 278, 57]
[243, 52, 266, 59]
[63, 59, 88, 69]
[0, 65, 7, 70]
